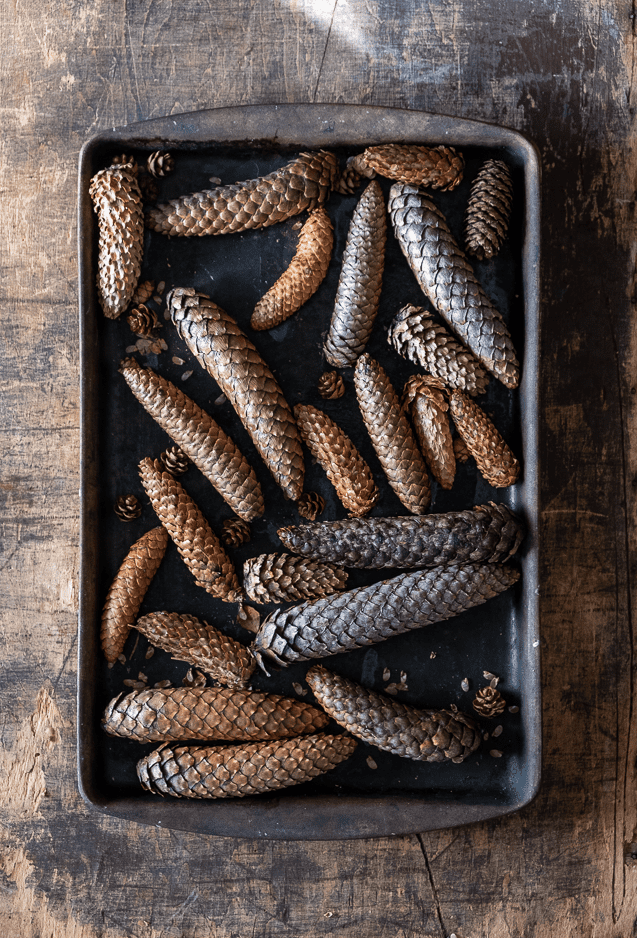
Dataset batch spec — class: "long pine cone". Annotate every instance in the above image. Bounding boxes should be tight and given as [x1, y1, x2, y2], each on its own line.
[137, 733, 357, 799]
[464, 159, 513, 260]
[243, 553, 347, 604]
[101, 526, 168, 663]
[120, 358, 264, 521]
[403, 375, 455, 490]
[134, 611, 255, 687]
[324, 181, 387, 367]
[354, 354, 431, 514]
[388, 184, 519, 389]
[348, 145, 464, 190]
[449, 390, 520, 488]
[251, 207, 334, 330]
[251, 562, 520, 668]
[169, 289, 304, 501]
[146, 150, 339, 237]
[307, 666, 481, 763]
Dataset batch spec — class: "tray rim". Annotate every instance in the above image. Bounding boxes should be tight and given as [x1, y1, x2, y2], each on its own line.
[78, 102, 541, 840]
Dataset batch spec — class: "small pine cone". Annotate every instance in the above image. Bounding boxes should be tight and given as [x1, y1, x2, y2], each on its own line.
[243, 553, 347, 604]
[114, 494, 142, 521]
[454, 436, 471, 463]
[318, 371, 345, 400]
[464, 160, 513, 260]
[449, 390, 520, 488]
[127, 304, 160, 338]
[332, 158, 365, 194]
[137, 733, 357, 799]
[160, 445, 189, 476]
[472, 686, 506, 718]
[111, 153, 138, 174]
[296, 491, 325, 521]
[352, 145, 464, 191]
[133, 280, 155, 305]
[294, 404, 379, 517]
[147, 150, 175, 178]
[222, 518, 251, 548]
[307, 666, 481, 763]
[403, 375, 455, 490]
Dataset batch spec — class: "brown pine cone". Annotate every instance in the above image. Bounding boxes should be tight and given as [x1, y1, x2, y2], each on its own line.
[111, 153, 138, 173]
[120, 358, 264, 521]
[317, 371, 345, 400]
[114, 494, 142, 521]
[169, 289, 304, 502]
[307, 666, 481, 763]
[324, 181, 387, 367]
[250, 207, 334, 330]
[472, 686, 506, 718]
[243, 553, 347, 604]
[101, 526, 169, 663]
[354, 355, 431, 514]
[137, 733, 357, 799]
[296, 491, 325, 521]
[387, 305, 490, 397]
[448, 390, 520, 488]
[464, 160, 513, 260]
[139, 457, 243, 603]
[294, 404, 379, 517]
[350, 145, 464, 191]
[333, 160, 364, 194]
[103, 685, 328, 743]
[402, 375, 455, 490]
[132, 280, 155, 305]
[147, 150, 175, 178]
[146, 150, 339, 237]
[89, 159, 144, 318]
[251, 562, 520, 669]
[221, 518, 251, 548]
[454, 436, 470, 463]
[134, 611, 255, 686]
[160, 445, 189, 476]
[127, 304, 160, 338]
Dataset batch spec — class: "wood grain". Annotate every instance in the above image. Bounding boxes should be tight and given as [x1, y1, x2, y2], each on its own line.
[1, 0, 636, 935]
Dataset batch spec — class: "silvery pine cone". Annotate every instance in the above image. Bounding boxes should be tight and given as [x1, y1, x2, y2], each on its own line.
[251, 562, 520, 669]
[278, 502, 524, 570]
[250, 207, 334, 330]
[89, 158, 144, 318]
[294, 404, 379, 517]
[146, 150, 339, 237]
[137, 733, 357, 799]
[160, 445, 189, 476]
[388, 184, 519, 389]
[139, 457, 243, 603]
[324, 181, 387, 367]
[449, 390, 520, 488]
[464, 159, 513, 260]
[101, 526, 169, 663]
[120, 358, 264, 521]
[472, 685, 506, 718]
[134, 610, 255, 687]
[221, 518, 251, 548]
[318, 371, 345, 400]
[102, 685, 327, 743]
[354, 354, 431, 514]
[127, 304, 160, 338]
[296, 491, 325, 521]
[243, 553, 347, 604]
[402, 375, 455, 490]
[147, 150, 175, 178]
[114, 494, 142, 521]
[347, 145, 464, 190]
[169, 289, 304, 501]
[387, 305, 490, 397]
[307, 666, 481, 763]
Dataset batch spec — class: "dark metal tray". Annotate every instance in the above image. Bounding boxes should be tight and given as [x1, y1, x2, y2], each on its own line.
[78, 103, 540, 839]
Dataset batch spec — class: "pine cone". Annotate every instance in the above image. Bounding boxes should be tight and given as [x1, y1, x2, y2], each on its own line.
[324, 181, 387, 367]
[402, 375, 455, 490]
[251, 562, 520, 669]
[134, 611, 255, 687]
[387, 305, 490, 397]
[307, 666, 481, 763]
[89, 159, 144, 318]
[127, 304, 160, 338]
[243, 553, 347, 604]
[296, 491, 325, 521]
[454, 436, 470, 463]
[147, 150, 175, 178]
[333, 159, 364, 194]
[114, 494, 142, 521]
[350, 145, 464, 190]
[472, 686, 506, 718]
[448, 390, 520, 488]
[464, 160, 513, 260]
[160, 445, 189, 476]
[221, 518, 251, 548]
[169, 289, 304, 502]
[317, 371, 345, 400]
[294, 404, 379, 517]
[354, 355, 431, 514]
[278, 502, 524, 570]
[111, 153, 138, 174]
[146, 150, 339, 237]
[250, 207, 334, 330]
[133, 280, 155, 305]
[388, 184, 519, 389]
[137, 733, 357, 799]
[101, 526, 169, 663]
[119, 358, 264, 521]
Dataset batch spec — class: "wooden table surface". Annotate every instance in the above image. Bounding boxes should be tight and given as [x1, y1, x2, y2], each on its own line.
[2, 2, 636, 936]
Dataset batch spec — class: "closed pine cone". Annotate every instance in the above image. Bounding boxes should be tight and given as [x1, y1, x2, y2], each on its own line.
[127, 304, 160, 338]
[114, 494, 142, 521]
[448, 390, 520, 488]
[147, 150, 175, 178]
[318, 371, 345, 400]
[453, 436, 470, 463]
[348, 145, 464, 190]
[464, 160, 513, 260]
[402, 375, 455, 490]
[472, 686, 506, 718]
[222, 518, 251, 548]
[296, 491, 325, 521]
[132, 280, 155, 305]
[160, 445, 189, 476]
[243, 553, 347, 604]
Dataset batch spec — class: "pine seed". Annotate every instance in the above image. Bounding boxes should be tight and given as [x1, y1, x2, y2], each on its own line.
[492, 725, 503, 737]
[366, 756, 378, 770]
[490, 749, 503, 758]
[382, 668, 391, 681]
[461, 678, 470, 692]
[145, 646, 155, 659]
[508, 705, 520, 713]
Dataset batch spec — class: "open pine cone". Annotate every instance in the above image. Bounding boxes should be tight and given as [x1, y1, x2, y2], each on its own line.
[147, 150, 175, 178]
[472, 686, 506, 718]
[160, 445, 189, 476]
[318, 371, 345, 400]
[127, 304, 160, 338]
[221, 518, 251, 548]
[114, 495, 142, 521]
[296, 492, 325, 521]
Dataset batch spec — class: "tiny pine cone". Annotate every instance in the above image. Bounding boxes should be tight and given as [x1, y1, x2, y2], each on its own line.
[160, 445, 189, 476]
[147, 150, 175, 178]
[133, 280, 155, 305]
[472, 686, 506, 718]
[128, 304, 160, 338]
[296, 492, 325, 521]
[222, 518, 251, 548]
[111, 153, 138, 174]
[318, 371, 345, 400]
[114, 494, 142, 521]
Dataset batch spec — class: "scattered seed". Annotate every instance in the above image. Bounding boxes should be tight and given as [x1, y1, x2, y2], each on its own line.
[400, 671, 407, 684]
[152, 295, 162, 305]
[292, 682, 308, 697]
[172, 356, 185, 365]
[490, 749, 503, 758]
[483, 732, 489, 740]
[461, 678, 470, 692]
[138, 671, 148, 682]
[144, 646, 155, 659]
[123, 678, 141, 688]
[449, 703, 458, 712]
[215, 393, 227, 405]
[181, 370, 193, 380]
[490, 676, 500, 688]
[508, 705, 519, 713]
[157, 281, 166, 294]
[117, 654, 126, 665]
[126, 344, 138, 353]
[382, 667, 391, 681]
[483, 671, 497, 680]
[492, 725, 503, 738]
[385, 683, 399, 695]
[154, 679, 172, 688]
[430, 651, 437, 659]
[183, 668, 194, 685]
[366, 756, 378, 770]
[209, 176, 221, 184]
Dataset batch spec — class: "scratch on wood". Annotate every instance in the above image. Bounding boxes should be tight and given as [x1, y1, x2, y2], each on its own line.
[416, 834, 447, 937]
[313, 0, 339, 102]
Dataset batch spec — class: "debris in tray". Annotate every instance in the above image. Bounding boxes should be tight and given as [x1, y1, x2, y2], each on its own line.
[492, 724, 503, 738]
[382, 668, 391, 682]
[461, 677, 470, 692]
[366, 756, 378, 770]
[292, 682, 308, 697]
[145, 646, 155, 660]
[490, 749, 503, 758]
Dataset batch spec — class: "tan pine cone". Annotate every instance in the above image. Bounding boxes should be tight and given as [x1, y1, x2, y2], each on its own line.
[448, 390, 520, 488]
[147, 150, 175, 178]
[296, 491, 325, 521]
[464, 159, 513, 260]
[250, 207, 334, 330]
[317, 371, 345, 400]
[132, 280, 155, 305]
[127, 304, 160, 338]
[472, 686, 506, 718]
[350, 145, 464, 190]
[243, 553, 347, 604]
[332, 160, 364, 194]
[221, 518, 251, 548]
[159, 445, 189, 476]
[402, 375, 455, 490]
[294, 404, 379, 517]
[101, 526, 169, 663]
[114, 494, 142, 521]
[453, 435, 471, 463]
[137, 733, 357, 798]
[111, 153, 138, 174]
